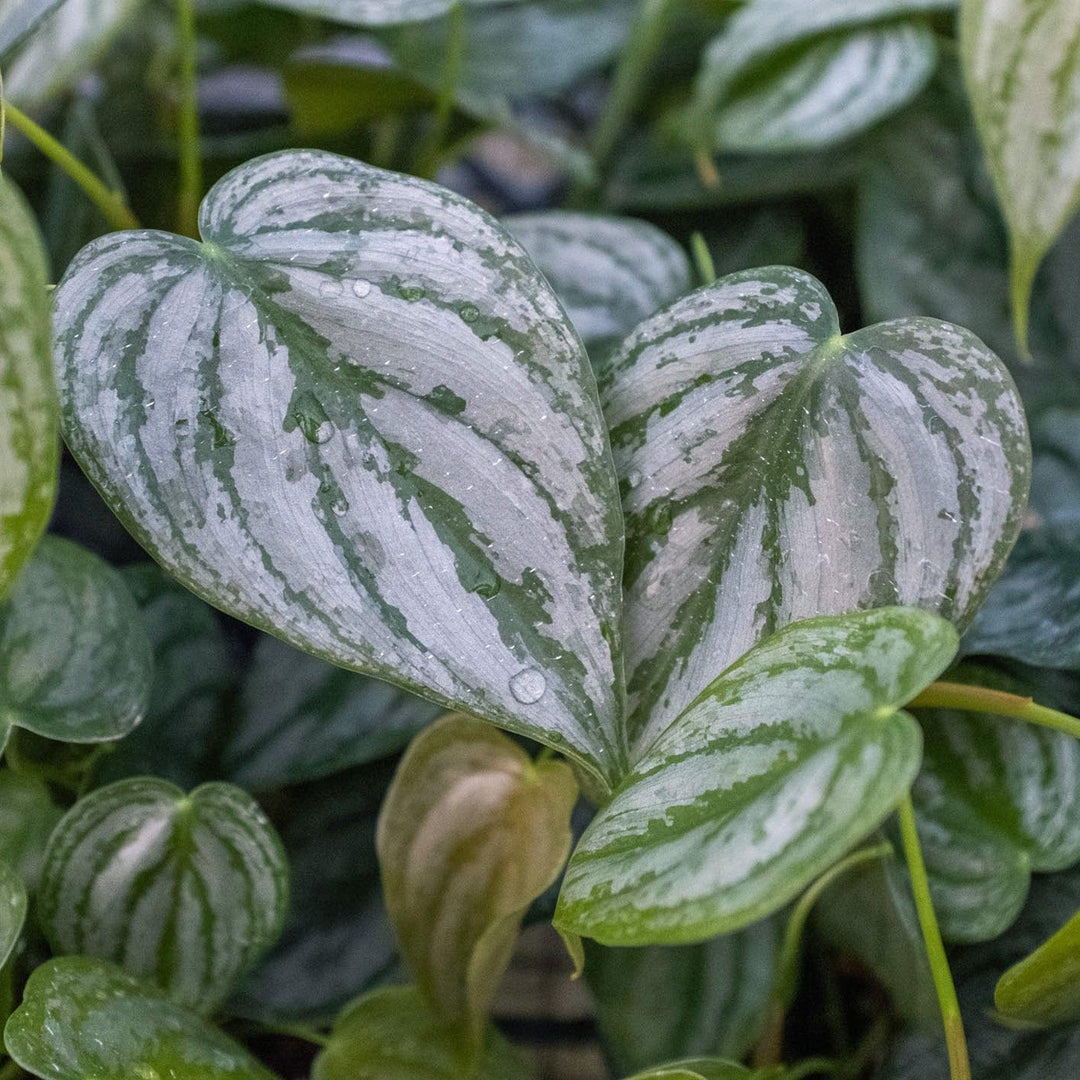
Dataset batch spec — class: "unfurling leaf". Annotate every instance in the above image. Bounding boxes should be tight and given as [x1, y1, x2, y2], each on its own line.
[960, 0, 1080, 353]
[377, 715, 577, 1050]
[0, 176, 56, 597]
[54, 148, 627, 792]
[37, 778, 289, 1013]
[555, 608, 958, 946]
[3, 956, 281, 1080]
[601, 265, 1028, 752]
[0, 536, 152, 750]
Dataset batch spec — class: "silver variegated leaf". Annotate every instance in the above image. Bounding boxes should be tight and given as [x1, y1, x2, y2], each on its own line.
[0, 176, 56, 598]
[4, 957, 280, 1080]
[554, 608, 958, 946]
[261, 0, 526, 28]
[688, 0, 954, 153]
[0, 536, 153, 749]
[37, 778, 289, 1013]
[54, 149, 627, 791]
[503, 213, 691, 351]
[601, 265, 1029, 751]
[961, 0, 1080, 349]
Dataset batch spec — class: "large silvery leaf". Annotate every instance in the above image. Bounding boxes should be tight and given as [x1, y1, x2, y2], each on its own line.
[0, 0, 143, 109]
[911, 667, 1080, 942]
[0, 536, 152, 750]
[377, 715, 577, 1049]
[4, 957, 280, 1080]
[0, 177, 56, 598]
[504, 212, 691, 353]
[602, 266, 1029, 750]
[961, 0, 1080, 349]
[586, 919, 779, 1074]
[261, 0, 526, 28]
[37, 778, 289, 1013]
[54, 149, 627, 790]
[687, 0, 953, 153]
[0, 861, 26, 970]
[220, 634, 442, 789]
[554, 608, 958, 946]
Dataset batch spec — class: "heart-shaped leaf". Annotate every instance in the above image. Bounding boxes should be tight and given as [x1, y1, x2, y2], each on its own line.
[504, 212, 691, 352]
[0, 536, 153, 750]
[0, 861, 26, 971]
[0, 771, 60, 891]
[0, 177, 56, 598]
[0, 0, 142, 108]
[37, 778, 288, 1013]
[554, 608, 957, 946]
[586, 918, 779, 1074]
[687, 0, 954, 153]
[960, 0, 1080, 350]
[378, 715, 577, 1048]
[220, 634, 442, 789]
[601, 265, 1029, 751]
[54, 148, 627, 791]
[311, 985, 530, 1080]
[3, 956, 280, 1080]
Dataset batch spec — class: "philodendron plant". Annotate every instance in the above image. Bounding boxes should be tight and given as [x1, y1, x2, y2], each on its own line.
[5, 0, 1080, 1079]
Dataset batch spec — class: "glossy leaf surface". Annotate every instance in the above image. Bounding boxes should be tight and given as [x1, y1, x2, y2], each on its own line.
[961, 0, 1080, 346]
[602, 266, 1028, 750]
[0, 861, 26, 970]
[996, 904, 1080, 1027]
[0, 536, 152, 749]
[0, 177, 56, 598]
[54, 149, 627, 790]
[38, 778, 288, 1013]
[221, 634, 442, 789]
[378, 715, 577, 1043]
[311, 985, 529, 1080]
[0, 771, 60, 890]
[4, 956, 280, 1080]
[555, 608, 957, 945]
[262, 0, 525, 27]
[504, 212, 691, 351]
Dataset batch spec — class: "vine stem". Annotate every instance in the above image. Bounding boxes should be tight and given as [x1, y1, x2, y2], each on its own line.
[753, 842, 892, 1068]
[415, 1, 466, 179]
[690, 231, 716, 285]
[908, 681, 1080, 740]
[897, 795, 971, 1080]
[175, 0, 202, 238]
[2, 102, 140, 231]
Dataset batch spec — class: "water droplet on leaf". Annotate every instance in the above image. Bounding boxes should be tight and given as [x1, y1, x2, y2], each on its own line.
[510, 668, 546, 704]
[352, 279, 372, 298]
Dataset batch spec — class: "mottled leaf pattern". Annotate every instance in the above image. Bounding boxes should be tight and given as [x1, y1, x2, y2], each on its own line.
[261, 0, 526, 27]
[504, 213, 691, 350]
[4, 956, 280, 1080]
[0, 177, 56, 598]
[601, 266, 1028, 750]
[0, 536, 152, 749]
[37, 778, 289, 1013]
[961, 0, 1080, 347]
[54, 149, 627, 790]
[554, 608, 958, 945]
[377, 715, 577, 1046]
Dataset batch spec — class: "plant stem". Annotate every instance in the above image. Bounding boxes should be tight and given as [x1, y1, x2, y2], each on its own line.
[415, 1, 466, 179]
[754, 842, 892, 1067]
[908, 681, 1080, 740]
[2, 102, 140, 231]
[244, 1020, 330, 1047]
[690, 231, 716, 285]
[785, 1059, 840, 1080]
[897, 795, 971, 1080]
[175, 0, 202, 237]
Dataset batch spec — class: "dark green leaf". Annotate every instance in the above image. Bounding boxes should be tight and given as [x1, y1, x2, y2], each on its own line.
[0, 861, 26, 971]
[996, 903, 1080, 1027]
[0, 771, 60, 891]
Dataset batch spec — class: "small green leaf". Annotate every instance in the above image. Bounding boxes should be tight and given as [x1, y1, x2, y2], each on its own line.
[996, 905, 1080, 1027]
[220, 634, 442, 789]
[688, 0, 953, 153]
[378, 715, 577, 1047]
[37, 778, 288, 1013]
[504, 211, 691, 352]
[0, 770, 60, 891]
[55, 148, 627, 791]
[0, 176, 56, 598]
[602, 265, 1029, 751]
[311, 984, 530, 1080]
[586, 918, 780, 1073]
[0, 536, 153, 750]
[554, 608, 958, 946]
[960, 0, 1080, 354]
[0, 861, 26, 971]
[3, 956, 280, 1080]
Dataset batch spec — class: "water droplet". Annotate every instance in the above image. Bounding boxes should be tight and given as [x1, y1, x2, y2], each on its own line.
[645, 502, 673, 536]
[320, 280, 343, 298]
[399, 285, 426, 302]
[459, 302, 480, 324]
[352, 279, 372, 298]
[466, 565, 500, 598]
[510, 668, 546, 704]
[627, 470, 643, 489]
[285, 390, 333, 444]
[313, 421, 334, 444]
